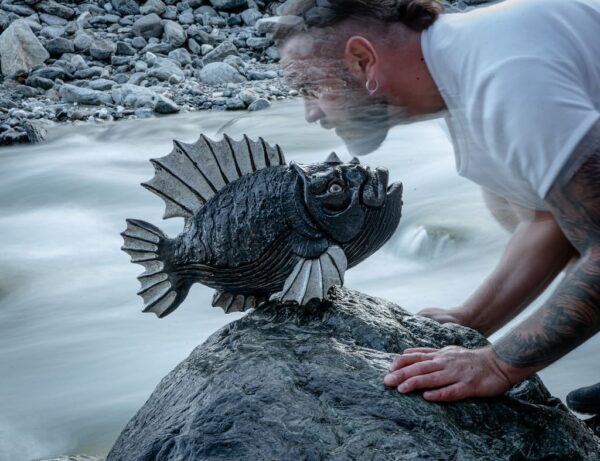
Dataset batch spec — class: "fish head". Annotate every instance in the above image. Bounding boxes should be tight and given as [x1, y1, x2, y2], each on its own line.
[291, 153, 403, 243]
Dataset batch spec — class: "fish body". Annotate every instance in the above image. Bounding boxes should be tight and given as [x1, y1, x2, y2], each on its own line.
[122, 135, 403, 317]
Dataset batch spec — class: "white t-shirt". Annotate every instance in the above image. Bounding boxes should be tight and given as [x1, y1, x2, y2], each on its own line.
[421, 0, 600, 210]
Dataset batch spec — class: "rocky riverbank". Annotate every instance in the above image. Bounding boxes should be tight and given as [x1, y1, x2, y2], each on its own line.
[0, 0, 296, 146]
[0, 0, 494, 147]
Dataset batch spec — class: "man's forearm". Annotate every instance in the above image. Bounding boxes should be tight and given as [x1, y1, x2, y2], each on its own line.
[462, 216, 576, 336]
[495, 123, 600, 368]
[493, 251, 600, 368]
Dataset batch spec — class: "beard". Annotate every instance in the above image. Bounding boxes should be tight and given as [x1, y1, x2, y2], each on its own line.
[324, 91, 410, 156]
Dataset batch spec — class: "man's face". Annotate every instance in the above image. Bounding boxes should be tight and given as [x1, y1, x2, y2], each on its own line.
[280, 34, 393, 155]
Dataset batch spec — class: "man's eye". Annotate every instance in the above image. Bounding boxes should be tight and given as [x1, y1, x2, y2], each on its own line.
[328, 182, 343, 193]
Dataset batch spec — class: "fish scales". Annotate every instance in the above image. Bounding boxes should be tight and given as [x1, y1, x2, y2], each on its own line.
[175, 166, 298, 269]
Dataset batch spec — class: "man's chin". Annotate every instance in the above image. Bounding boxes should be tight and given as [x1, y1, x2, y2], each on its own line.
[335, 126, 390, 156]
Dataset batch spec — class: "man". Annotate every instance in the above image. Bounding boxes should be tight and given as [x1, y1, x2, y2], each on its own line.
[274, 0, 600, 420]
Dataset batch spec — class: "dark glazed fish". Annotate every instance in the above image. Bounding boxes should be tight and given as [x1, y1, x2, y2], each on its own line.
[121, 134, 403, 317]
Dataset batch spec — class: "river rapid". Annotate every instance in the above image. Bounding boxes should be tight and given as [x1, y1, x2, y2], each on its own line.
[1, 100, 598, 460]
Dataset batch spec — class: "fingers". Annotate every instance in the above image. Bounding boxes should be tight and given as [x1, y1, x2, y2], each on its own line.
[403, 347, 438, 354]
[422, 383, 470, 402]
[389, 352, 436, 371]
[384, 360, 443, 387]
[397, 371, 453, 394]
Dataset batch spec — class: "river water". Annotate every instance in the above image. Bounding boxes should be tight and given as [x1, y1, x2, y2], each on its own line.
[1, 100, 598, 460]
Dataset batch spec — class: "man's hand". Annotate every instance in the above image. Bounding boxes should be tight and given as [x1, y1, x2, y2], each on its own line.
[383, 346, 533, 402]
[417, 307, 470, 327]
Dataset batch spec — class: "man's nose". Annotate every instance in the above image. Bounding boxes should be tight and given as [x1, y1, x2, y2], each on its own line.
[304, 99, 325, 123]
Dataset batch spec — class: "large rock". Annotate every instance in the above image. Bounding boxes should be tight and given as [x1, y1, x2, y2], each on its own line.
[199, 61, 246, 85]
[0, 20, 49, 78]
[108, 288, 600, 460]
[162, 20, 186, 47]
[59, 83, 113, 105]
[132, 13, 163, 39]
[209, 0, 248, 11]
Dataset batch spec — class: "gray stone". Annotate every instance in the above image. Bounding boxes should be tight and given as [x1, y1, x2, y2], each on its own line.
[23, 120, 48, 144]
[111, 55, 131, 66]
[39, 13, 68, 26]
[87, 78, 116, 91]
[0, 20, 49, 78]
[89, 14, 121, 26]
[111, 0, 140, 15]
[255, 15, 303, 36]
[73, 31, 93, 51]
[200, 44, 213, 55]
[209, 0, 247, 11]
[225, 96, 245, 110]
[168, 48, 191, 66]
[1, 3, 35, 16]
[59, 83, 113, 105]
[199, 62, 246, 85]
[144, 42, 173, 55]
[37, 1, 76, 19]
[89, 38, 116, 61]
[74, 66, 106, 79]
[162, 19, 186, 47]
[140, 0, 166, 15]
[45, 37, 74, 57]
[131, 36, 147, 49]
[132, 13, 163, 39]
[25, 74, 54, 90]
[116, 41, 136, 56]
[162, 5, 178, 20]
[70, 55, 88, 70]
[247, 97, 271, 111]
[238, 88, 257, 106]
[111, 83, 156, 108]
[246, 36, 272, 49]
[40, 25, 65, 39]
[223, 54, 245, 71]
[195, 5, 218, 16]
[154, 94, 179, 113]
[146, 57, 184, 82]
[107, 288, 600, 461]
[30, 65, 67, 80]
[265, 45, 280, 61]
[187, 37, 201, 54]
[240, 8, 262, 26]
[202, 41, 237, 64]
[177, 11, 195, 25]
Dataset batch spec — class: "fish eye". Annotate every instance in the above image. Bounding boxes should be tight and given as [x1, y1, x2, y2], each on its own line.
[328, 182, 343, 194]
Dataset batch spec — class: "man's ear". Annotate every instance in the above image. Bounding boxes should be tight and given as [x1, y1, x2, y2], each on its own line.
[344, 36, 377, 83]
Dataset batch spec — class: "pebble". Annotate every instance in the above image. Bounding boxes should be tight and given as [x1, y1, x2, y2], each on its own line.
[247, 98, 271, 111]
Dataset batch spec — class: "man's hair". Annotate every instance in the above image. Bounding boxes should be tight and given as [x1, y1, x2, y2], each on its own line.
[274, 0, 444, 43]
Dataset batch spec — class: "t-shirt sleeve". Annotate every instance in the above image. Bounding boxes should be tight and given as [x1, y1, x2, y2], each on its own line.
[467, 56, 600, 198]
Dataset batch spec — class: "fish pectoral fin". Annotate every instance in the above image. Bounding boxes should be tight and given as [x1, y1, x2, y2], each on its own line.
[273, 246, 347, 305]
[212, 291, 268, 313]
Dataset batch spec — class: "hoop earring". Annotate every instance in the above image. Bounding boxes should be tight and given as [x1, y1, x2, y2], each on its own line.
[366, 78, 379, 95]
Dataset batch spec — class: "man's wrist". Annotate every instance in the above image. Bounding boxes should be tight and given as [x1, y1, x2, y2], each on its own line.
[486, 346, 540, 385]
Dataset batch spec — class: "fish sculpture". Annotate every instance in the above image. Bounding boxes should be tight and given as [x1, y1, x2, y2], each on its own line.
[121, 134, 403, 317]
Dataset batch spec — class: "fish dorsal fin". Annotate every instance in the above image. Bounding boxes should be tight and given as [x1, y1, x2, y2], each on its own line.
[142, 133, 287, 220]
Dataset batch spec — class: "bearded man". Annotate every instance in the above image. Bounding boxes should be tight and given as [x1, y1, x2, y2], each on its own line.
[274, 0, 600, 425]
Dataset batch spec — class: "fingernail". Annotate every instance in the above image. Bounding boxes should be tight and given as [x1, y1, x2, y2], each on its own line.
[398, 383, 408, 392]
[384, 373, 395, 384]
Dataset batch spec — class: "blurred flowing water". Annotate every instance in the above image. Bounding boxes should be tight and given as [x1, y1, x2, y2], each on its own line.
[0, 100, 598, 460]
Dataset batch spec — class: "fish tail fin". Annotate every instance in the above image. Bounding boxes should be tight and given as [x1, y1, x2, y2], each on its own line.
[121, 219, 191, 318]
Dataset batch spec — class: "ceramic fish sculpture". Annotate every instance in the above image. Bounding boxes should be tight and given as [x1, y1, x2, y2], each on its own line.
[121, 134, 403, 317]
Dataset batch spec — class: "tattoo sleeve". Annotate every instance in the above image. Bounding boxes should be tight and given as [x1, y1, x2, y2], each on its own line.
[493, 121, 600, 368]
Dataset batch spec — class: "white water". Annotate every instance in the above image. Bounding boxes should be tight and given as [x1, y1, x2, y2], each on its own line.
[0, 100, 598, 460]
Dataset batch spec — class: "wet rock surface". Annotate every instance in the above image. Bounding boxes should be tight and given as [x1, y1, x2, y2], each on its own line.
[108, 287, 600, 461]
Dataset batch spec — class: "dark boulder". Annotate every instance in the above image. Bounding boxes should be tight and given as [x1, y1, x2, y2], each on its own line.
[108, 288, 600, 461]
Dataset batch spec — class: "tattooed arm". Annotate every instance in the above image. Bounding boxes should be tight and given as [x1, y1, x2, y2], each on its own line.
[493, 121, 600, 368]
[384, 121, 600, 401]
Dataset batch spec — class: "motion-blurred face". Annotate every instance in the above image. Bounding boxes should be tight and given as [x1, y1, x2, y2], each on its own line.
[280, 34, 393, 155]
